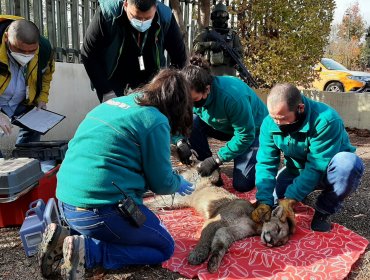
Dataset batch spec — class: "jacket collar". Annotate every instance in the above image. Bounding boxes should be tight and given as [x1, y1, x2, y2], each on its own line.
[0, 33, 9, 67]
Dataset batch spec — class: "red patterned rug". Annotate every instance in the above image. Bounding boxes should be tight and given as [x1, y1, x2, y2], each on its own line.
[157, 174, 369, 280]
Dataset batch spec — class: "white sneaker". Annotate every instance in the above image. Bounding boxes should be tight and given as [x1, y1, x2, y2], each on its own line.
[61, 235, 85, 280]
[38, 223, 69, 277]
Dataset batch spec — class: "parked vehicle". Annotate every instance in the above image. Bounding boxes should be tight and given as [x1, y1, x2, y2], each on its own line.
[312, 58, 370, 92]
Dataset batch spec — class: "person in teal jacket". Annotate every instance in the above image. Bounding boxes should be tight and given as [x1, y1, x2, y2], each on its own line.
[177, 56, 268, 192]
[251, 83, 364, 235]
[38, 69, 194, 279]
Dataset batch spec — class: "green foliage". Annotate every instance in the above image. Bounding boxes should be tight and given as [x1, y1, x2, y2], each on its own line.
[232, 0, 335, 88]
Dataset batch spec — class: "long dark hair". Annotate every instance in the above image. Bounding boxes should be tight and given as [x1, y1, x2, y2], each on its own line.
[182, 56, 213, 92]
[136, 69, 193, 136]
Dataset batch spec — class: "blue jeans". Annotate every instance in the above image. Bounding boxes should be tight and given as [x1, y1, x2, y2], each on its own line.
[189, 114, 259, 192]
[58, 201, 175, 270]
[275, 152, 364, 214]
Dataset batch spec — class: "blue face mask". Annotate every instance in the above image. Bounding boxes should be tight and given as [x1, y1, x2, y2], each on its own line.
[130, 18, 153, 33]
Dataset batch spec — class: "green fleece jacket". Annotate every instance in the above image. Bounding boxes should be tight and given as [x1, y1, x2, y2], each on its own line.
[194, 76, 268, 162]
[256, 95, 355, 206]
[56, 93, 182, 207]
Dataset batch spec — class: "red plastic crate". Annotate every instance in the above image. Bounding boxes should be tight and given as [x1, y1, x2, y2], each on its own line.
[31, 165, 59, 203]
[0, 165, 59, 227]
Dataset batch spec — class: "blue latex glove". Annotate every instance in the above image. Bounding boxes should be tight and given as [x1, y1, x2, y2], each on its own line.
[177, 176, 194, 196]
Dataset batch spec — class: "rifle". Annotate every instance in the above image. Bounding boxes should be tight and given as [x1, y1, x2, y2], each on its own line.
[207, 29, 258, 88]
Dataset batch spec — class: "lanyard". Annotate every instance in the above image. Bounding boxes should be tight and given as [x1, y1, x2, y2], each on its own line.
[132, 30, 149, 55]
[132, 31, 149, 71]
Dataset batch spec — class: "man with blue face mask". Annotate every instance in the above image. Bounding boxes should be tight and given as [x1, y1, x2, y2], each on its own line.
[0, 16, 55, 156]
[81, 0, 187, 103]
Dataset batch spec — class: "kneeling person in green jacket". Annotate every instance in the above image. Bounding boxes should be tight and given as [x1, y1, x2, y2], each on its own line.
[177, 56, 268, 192]
[38, 69, 194, 279]
[252, 83, 364, 234]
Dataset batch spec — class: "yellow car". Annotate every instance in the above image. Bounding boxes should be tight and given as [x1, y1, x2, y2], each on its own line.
[312, 58, 370, 92]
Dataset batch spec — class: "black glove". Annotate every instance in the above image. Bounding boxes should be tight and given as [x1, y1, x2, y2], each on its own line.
[197, 156, 222, 177]
[176, 139, 193, 165]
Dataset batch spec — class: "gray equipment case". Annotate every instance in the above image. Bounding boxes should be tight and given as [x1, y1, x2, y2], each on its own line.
[0, 158, 43, 197]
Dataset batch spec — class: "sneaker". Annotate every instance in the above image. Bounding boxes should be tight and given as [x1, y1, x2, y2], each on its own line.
[61, 235, 85, 280]
[311, 211, 331, 232]
[38, 223, 70, 277]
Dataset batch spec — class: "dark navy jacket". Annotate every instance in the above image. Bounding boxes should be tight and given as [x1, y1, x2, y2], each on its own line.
[81, 0, 187, 101]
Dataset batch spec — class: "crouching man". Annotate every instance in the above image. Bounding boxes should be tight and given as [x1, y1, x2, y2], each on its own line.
[252, 83, 364, 232]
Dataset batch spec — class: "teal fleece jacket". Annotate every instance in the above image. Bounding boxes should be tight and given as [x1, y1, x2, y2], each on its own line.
[56, 93, 182, 208]
[256, 95, 355, 206]
[193, 76, 268, 162]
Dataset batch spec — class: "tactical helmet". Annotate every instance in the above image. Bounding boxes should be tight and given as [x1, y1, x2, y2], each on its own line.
[211, 2, 229, 21]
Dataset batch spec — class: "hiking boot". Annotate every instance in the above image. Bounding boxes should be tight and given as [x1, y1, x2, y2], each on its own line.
[311, 211, 331, 232]
[61, 235, 85, 280]
[38, 223, 70, 277]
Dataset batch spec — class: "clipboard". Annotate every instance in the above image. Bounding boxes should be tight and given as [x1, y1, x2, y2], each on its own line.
[11, 107, 65, 135]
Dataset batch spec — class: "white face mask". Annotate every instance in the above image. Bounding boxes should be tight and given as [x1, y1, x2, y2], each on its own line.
[10, 51, 35, 67]
[130, 18, 153, 33]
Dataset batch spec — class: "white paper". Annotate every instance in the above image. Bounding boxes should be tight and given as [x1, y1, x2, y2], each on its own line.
[15, 108, 65, 134]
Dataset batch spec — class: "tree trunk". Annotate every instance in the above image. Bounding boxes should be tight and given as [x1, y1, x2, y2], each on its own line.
[169, 0, 189, 53]
[198, 0, 211, 28]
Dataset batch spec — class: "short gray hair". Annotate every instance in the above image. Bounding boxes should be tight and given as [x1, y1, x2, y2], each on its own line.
[267, 83, 302, 111]
[7, 19, 39, 45]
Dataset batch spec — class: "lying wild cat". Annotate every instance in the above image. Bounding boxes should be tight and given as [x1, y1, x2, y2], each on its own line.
[145, 165, 293, 273]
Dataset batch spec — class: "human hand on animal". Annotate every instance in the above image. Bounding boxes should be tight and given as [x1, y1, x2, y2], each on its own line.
[176, 176, 194, 196]
[176, 139, 193, 165]
[0, 111, 12, 136]
[197, 156, 222, 177]
[278, 198, 297, 233]
[251, 202, 272, 223]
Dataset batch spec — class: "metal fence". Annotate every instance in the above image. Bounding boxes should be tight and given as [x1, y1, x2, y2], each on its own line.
[0, 0, 99, 62]
[0, 0, 197, 63]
